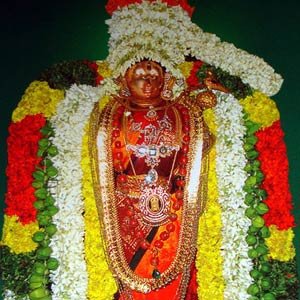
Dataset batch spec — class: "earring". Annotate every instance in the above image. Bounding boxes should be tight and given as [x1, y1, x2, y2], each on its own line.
[161, 73, 175, 101]
[114, 76, 131, 98]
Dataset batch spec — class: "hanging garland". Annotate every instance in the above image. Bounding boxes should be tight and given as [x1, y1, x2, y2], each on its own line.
[0, 55, 298, 300]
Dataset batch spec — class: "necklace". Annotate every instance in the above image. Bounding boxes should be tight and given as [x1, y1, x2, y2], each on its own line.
[89, 97, 205, 294]
[111, 103, 191, 279]
[124, 106, 181, 170]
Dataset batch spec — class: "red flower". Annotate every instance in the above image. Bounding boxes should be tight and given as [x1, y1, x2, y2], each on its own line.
[255, 120, 295, 230]
[105, 0, 194, 17]
[5, 114, 46, 224]
[83, 61, 104, 86]
[186, 61, 204, 90]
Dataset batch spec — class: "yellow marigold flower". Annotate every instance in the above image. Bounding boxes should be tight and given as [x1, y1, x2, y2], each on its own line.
[81, 125, 117, 300]
[203, 108, 217, 135]
[196, 146, 224, 300]
[239, 91, 280, 128]
[1, 215, 38, 254]
[12, 81, 64, 122]
[98, 95, 110, 111]
[177, 61, 194, 78]
[265, 225, 296, 261]
[97, 61, 113, 78]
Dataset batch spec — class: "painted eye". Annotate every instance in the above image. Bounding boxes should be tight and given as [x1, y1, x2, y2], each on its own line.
[150, 69, 159, 76]
[135, 68, 146, 76]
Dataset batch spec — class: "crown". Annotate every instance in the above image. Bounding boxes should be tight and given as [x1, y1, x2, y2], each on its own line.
[105, 0, 194, 17]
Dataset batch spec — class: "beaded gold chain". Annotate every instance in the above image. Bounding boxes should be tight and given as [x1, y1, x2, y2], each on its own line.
[88, 96, 208, 296]
[112, 104, 191, 277]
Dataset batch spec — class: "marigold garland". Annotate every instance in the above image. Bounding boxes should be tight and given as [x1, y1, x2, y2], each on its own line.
[0, 40, 297, 300]
[96, 61, 114, 79]
[82, 125, 118, 300]
[177, 61, 194, 81]
[0, 215, 38, 254]
[265, 226, 296, 262]
[5, 114, 46, 224]
[239, 91, 280, 128]
[12, 81, 64, 122]
[196, 146, 224, 300]
[255, 121, 295, 230]
[203, 108, 217, 136]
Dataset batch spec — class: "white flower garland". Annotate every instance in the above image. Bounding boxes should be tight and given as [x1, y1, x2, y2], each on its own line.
[47, 84, 254, 299]
[214, 92, 253, 300]
[106, 1, 200, 78]
[49, 81, 115, 299]
[106, 0, 282, 96]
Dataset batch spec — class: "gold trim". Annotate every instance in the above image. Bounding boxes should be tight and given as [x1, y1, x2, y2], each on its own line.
[88, 96, 208, 294]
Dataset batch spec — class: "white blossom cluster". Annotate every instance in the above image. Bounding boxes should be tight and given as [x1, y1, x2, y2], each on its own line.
[49, 82, 113, 299]
[214, 91, 253, 300]
[106, 0, 282, 96]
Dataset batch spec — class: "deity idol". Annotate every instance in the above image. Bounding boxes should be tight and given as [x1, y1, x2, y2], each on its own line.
[88, 60, 216, 299]
[1, 1, 298, 300]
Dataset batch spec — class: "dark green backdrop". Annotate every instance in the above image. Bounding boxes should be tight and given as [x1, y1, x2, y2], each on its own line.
[1, 0, 299, 298]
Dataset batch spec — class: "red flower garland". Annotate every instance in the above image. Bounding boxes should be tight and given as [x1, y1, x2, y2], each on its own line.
[186, 61, 204, 90]
[84, 61, 104, 86]
[5, 114, 46, 224]
[105, 0, 195, 17]
[255, 120, 295, 230]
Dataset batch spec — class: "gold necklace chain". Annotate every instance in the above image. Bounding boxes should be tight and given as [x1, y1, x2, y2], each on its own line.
[88, 97, 205, 294]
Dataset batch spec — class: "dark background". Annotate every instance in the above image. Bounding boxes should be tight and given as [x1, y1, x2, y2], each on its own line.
[1, 0, 299, 297]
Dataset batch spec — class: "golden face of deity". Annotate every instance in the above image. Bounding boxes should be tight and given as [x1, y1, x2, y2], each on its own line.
[125, 61, 164, 108]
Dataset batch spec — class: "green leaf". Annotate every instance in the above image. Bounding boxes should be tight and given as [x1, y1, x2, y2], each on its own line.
[40, 125, 53, 136]
[256, 203, 269, 215]
[34, 188, 48, 199]
[246, 136, 258, 145]
[32, 181, 44, 189]
[247, 150, 259, 160]
[44, 195, 55, 206]
[33, 170, 46, 181]
[245, 176, 257, 187]
[38, 138, 49, 148]
[248, 123, 261, 135]
[47, 145, 58, 157]
[40, 158, 53, 167]
[46, 166, 58, 177]
[33, 200, 45, 210]
[252, 216, 265, 228]
[32, 231, 46, 243]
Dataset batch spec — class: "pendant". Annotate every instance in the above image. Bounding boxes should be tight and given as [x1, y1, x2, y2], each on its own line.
[139, 185, 171, 226]
[145, 106, 158, 121]
[152, 269, 161, 279]
[145, 169, 158, 184]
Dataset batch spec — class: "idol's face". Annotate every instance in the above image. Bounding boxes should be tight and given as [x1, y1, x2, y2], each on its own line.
[125, 61, 164, 107]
